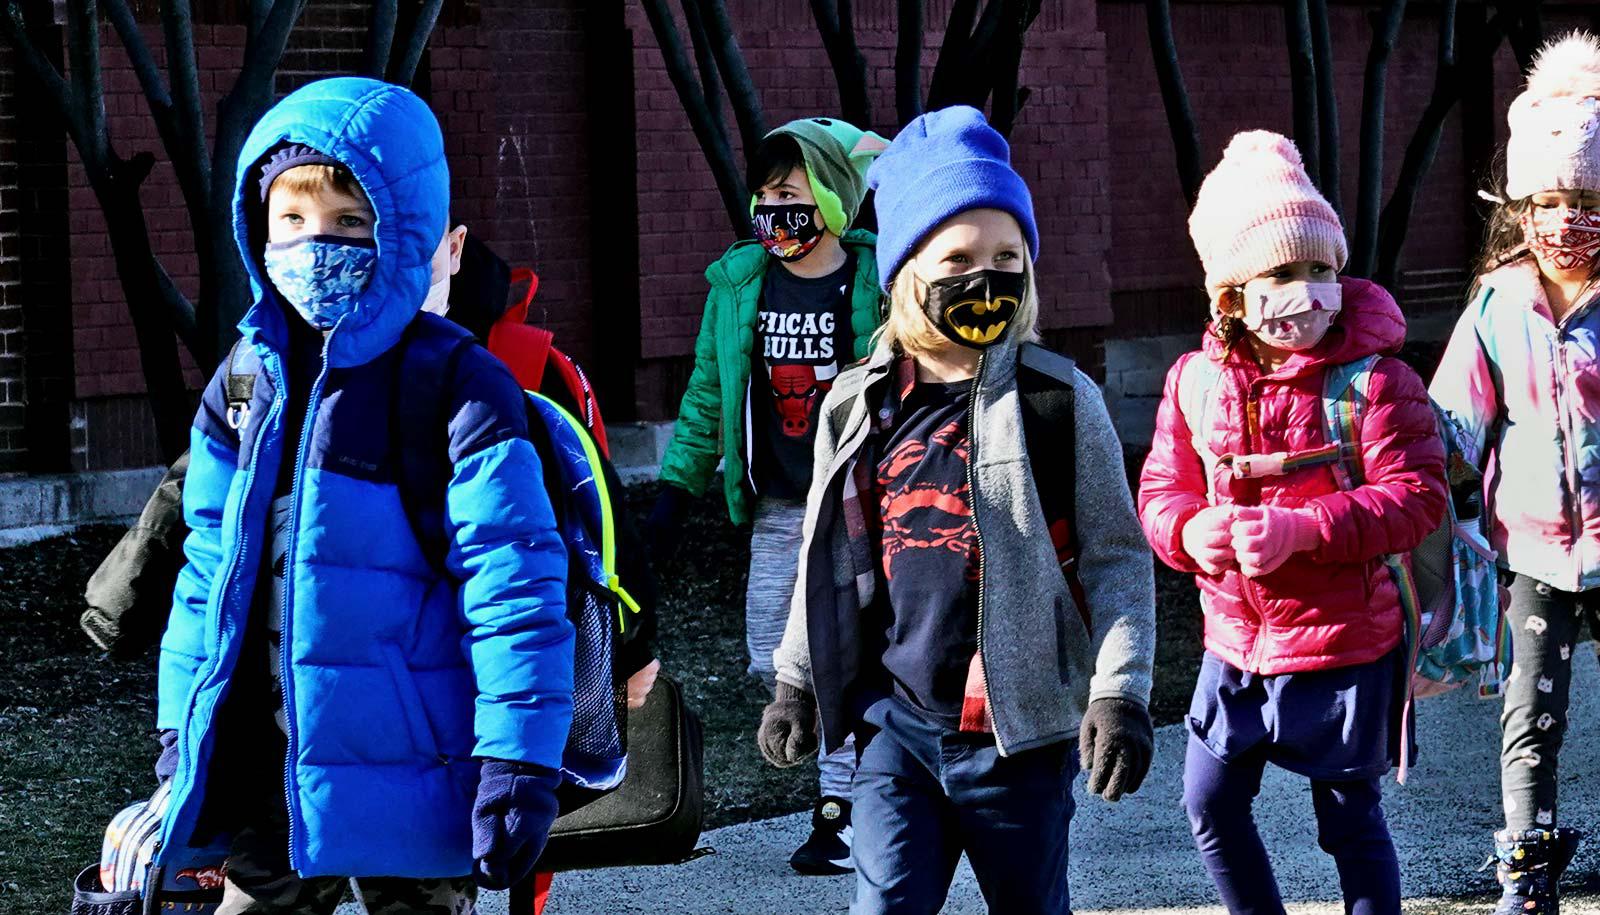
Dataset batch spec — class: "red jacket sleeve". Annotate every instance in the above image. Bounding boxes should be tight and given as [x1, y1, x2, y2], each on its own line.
[1306, 356, 1448, 563]
[1138, 353, 1209, 574]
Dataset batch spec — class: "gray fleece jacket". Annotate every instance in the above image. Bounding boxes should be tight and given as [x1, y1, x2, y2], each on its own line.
[773, 339, 1156, 757]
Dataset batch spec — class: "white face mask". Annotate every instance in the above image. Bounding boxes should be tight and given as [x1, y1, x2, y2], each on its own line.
[1238, 280, 1341, 352]
[421, 275, 450, 316]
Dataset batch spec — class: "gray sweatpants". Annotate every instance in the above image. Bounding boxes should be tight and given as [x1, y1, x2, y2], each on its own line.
[1500, 573, 1600, 830]
[748, 497, 856, 799]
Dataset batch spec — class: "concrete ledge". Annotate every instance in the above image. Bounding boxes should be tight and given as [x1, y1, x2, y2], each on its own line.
[608, 421, 674, 484]
[0, 466, 166, 546]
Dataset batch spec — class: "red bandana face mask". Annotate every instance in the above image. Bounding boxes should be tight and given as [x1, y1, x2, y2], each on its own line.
[1524, 206, 1600, 271]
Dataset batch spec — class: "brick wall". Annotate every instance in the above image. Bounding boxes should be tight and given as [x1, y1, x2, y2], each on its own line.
[0, 45, 25, 474]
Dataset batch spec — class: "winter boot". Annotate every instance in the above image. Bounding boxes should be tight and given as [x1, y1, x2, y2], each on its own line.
[789, 796, 854, 876]
[1491, 827, 1584, 915]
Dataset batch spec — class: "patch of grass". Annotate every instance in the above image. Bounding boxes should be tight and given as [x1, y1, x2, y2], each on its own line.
[0, 482, 1208, 912]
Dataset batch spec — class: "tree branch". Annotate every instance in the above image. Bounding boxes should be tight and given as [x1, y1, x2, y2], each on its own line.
[640, 0, 749, 235]
[1283, 0, 1320, 187]
[895, 0, 923, 126]
[392, 0, 444, 86]
[365, 0, 398, 80]
[928, 0, 978, 109]
[1376, 0, 1509, 286]
[240, 0, 307, 93]
[1308, 0, 1340, 216]
[1350, 0, 1407, 278]
[102, 0, 172, 110]
[0, 4, 83, 145]
[162, 0, 211, 204]
[1144, 0, 1203, 207]
[681, 0, 727, 144]
[810, 0, 871, 129]
[65, 0, 108, 167]
[698, 0, 766, 157]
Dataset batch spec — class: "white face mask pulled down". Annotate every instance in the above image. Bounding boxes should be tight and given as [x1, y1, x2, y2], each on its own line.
[1237, 280, 1342, 352]
[421, 275, 451, 317]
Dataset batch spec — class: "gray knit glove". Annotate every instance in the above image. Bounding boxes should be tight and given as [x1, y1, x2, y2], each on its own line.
[757, 681, 818, 768]
[1079, 697, 1154, 802]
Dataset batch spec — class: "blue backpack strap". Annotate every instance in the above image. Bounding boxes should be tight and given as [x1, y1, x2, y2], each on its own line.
[1320, 354, 1382, 490]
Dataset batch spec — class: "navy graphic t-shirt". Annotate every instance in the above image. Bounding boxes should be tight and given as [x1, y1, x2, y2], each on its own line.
[873, 378, 979, 727]
[748, 256, 853, 500]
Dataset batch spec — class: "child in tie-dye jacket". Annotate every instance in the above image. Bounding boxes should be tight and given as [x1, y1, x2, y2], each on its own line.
[1430, 31, 1600, 915]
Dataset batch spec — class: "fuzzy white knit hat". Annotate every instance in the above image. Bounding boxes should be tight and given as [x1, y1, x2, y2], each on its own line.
[1506, 31, 1600, 200]
[1187, 130, 1348, 293]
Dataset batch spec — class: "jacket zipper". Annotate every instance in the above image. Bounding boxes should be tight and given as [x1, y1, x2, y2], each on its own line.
[966, 352, 1007, 755]
[279, 331, 336, 872]
[1240, 381, 1267, 671]
[167, 348, 283, 857]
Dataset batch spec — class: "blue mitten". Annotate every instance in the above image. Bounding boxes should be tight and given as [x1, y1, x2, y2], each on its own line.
[471, 759, 562, 889]
[155, 729, 179, 783]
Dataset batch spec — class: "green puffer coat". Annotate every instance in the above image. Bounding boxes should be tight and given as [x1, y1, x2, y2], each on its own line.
[659, 230, 882, 525]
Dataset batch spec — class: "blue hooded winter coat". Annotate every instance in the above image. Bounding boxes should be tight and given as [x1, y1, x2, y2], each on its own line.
[155, 78, 574, 878]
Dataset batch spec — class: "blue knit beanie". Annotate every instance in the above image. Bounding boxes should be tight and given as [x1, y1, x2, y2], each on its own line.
[867, 105, 1039, 292]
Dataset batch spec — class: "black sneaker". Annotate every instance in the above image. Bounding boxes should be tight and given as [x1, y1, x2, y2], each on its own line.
[789, 796, 854, 875]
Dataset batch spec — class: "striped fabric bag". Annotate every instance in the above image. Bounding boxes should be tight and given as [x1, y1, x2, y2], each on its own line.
[70, 780, 226, 915]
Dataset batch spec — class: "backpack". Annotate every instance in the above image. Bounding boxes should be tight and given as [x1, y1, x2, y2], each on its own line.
[1176, 352, 1512, 699]
[490, 267, 610, 458]
[223, 317, 640, 806]
[70, 780, 227, 915]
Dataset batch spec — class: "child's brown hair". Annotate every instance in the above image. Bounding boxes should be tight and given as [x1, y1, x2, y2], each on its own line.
[270, 163, 365, 201]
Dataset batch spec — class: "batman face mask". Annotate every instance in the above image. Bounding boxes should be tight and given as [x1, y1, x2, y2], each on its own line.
[920, 269, 1025, 349]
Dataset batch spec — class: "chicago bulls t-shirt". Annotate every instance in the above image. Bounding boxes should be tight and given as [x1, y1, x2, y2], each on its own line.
[748, 256, 854, 500]
[873, 378, 979, 728]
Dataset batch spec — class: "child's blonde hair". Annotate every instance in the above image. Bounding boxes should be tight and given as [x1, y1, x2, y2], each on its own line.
[875, 252, 1041, 359]
[271, 163, 365, 201]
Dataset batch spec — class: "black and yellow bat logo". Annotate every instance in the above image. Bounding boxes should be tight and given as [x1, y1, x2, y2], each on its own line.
[943, 294, 1018, 346]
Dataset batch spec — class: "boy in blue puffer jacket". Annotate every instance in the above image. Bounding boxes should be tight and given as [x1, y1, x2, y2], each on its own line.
[151, 78, 573, 913]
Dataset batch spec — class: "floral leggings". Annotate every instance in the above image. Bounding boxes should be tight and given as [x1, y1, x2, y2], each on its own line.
[1500, 573, 1600, 831]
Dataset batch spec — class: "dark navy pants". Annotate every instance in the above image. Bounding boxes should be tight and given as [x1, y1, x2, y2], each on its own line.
[850, 697, 1078, 915]
[1183, 736, 1399, 915]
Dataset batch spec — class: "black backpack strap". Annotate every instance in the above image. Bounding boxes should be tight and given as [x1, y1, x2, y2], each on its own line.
[393, 317, 479, 570]
[1016, 343, 1089, 626]
[224, 339, 259, 432]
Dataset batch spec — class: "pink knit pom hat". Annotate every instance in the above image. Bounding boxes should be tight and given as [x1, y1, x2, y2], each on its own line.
[1505, 32, 1600, 200]
[1187, 130, 1348, 293]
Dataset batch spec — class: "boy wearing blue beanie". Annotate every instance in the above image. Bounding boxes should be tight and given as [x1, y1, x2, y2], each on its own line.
[649, 116, 888, 874]
[759, 106, 1157, 914]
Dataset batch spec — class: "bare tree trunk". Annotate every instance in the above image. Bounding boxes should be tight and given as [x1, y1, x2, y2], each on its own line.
[1349, 0, 1408, 279]
[1377, 1, 1509, 288]
[810, 0, 872, 130]
[93, 155, 192, 462]
[640, 0, 751, 234]
[927, 0, 980, 109]
[1144, 0, 1203, 207]
[698, 0, 767, 156]
[682, 0, 729, 145]
[896, 0, 924, 127]
[1308, 0, 1341, 216]
[1283, 0, 1321, 187]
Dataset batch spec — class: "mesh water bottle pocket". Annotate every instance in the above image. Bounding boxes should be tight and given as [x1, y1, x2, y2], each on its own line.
[566, 581, 626, 766]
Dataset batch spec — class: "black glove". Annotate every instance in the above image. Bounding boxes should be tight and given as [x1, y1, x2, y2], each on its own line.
[155, 729, 179, 783]
[644, 485, 692, 567]
[757, 682, 818, 768]
[470, 759, 561, 889]
[1078, 697, 1153, 802]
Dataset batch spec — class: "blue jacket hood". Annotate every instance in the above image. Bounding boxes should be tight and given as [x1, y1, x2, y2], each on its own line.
[234, 77, 449, 367]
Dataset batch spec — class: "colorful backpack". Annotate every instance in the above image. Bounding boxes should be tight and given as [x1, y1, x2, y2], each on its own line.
[1177, 353, 1511, 697]
[70, 780, 226, 915]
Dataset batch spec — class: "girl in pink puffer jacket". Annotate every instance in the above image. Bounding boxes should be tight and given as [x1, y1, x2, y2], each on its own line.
[1137, 131, 1446, 915]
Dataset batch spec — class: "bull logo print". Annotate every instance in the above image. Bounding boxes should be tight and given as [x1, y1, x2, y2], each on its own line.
[943, 294, 1019, 347]
[878, 420, 977, 582]
[768, 363, 837, 438]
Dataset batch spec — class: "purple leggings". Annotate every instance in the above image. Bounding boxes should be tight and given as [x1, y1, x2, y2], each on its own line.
[1182, 735, 1400, 915]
